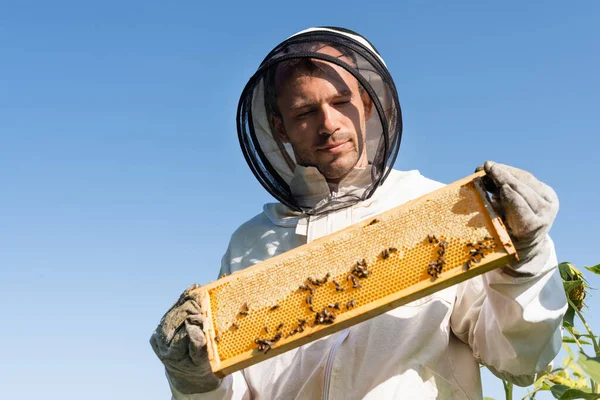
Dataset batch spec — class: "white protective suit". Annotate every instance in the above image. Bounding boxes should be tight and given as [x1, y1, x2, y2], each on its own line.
[167, 167, 567, 400]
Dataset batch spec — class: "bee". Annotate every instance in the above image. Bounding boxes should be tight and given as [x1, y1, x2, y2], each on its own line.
[332, 279, 345, 292]
[329, 302, 341, 310]
[368, 219, 379, 226]
[381, 248, 390, 259]
[466, 242, 475, 247]
[264, 326, 269, 334]
[215, 336, 220, 343]
[242, 302, 249, 311]
[270, 305, 280, 311]
[350, 275, 362, 289]
[465, 260, 472, 271]
[428, 234, 438, 243]
[231, 323, 239, 330]
[238, 310, 249, 316]
[306, 295, 313, 305]
[469, 249, 482, 256]
[255, 339, 273, 354]
[427, 267, 435, 278]
[298, 284, 310, 292]
[273, 332, 283, 342]
[437, 249, 445, 257]
[470, 256, 481, 264]
[309, 305, 315, 312]
[346, 299, 356, 309]
[389, 247, 398, 253]
[484, 235, 492, 241]
[298, 318, 307, 326]
[276, 322, 284, 331]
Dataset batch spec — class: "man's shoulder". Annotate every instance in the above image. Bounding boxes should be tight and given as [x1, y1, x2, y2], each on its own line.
[381, 169, 445, 198]
[230, 210, 276, 243]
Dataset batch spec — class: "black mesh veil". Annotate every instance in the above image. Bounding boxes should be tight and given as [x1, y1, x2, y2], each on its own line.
[237, 27, 402, 215]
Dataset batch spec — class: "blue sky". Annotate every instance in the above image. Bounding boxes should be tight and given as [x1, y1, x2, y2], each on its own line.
[1, 1, 598, 399]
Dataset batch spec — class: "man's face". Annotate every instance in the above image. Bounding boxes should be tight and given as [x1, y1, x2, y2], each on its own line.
[271, 49, 373, 183]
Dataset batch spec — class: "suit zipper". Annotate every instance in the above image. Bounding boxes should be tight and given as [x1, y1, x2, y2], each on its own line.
[322, 329, 349, 400]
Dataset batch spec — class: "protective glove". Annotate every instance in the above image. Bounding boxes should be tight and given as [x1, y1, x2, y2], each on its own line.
[150, 284, 221, 394]
[476, 161, 559, 268]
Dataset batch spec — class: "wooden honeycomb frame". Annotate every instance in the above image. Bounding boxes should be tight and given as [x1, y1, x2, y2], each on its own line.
[192, 171, 518, 378]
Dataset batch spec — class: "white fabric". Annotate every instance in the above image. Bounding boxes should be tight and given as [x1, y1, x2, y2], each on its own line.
[169, 169, 566, 400]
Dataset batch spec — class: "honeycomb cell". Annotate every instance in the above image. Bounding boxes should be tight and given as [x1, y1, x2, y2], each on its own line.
[204, 177, 514, 365]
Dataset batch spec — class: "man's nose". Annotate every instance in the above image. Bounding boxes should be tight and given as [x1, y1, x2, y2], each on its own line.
[318, 105, 340, 136]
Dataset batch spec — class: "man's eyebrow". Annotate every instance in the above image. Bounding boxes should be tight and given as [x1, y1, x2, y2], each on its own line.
[290, 89, 353, 110]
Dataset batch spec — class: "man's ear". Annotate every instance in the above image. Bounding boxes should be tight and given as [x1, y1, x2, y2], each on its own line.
[271, 115, 289, 143]
[361, 90, 373, 120]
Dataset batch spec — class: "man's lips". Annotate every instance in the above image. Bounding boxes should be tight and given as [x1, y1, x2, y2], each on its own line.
[317, 141, 351, 153]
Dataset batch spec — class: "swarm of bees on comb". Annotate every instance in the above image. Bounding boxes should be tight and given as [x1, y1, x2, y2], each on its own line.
[425, 234, 497, 278]
[220, 217, 500, 355]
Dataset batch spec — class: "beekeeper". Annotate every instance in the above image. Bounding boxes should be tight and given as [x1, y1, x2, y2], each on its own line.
[150, 27, 567, 400]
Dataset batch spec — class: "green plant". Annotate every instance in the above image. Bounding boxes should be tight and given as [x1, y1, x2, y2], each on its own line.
[490, 262, 600, 400]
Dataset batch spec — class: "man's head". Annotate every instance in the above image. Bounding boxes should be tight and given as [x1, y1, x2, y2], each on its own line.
[264, 45, 373, 183]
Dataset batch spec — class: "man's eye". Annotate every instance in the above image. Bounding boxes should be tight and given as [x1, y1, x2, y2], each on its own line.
[334, 100, 351, 106]
[296, 110, 314, 118]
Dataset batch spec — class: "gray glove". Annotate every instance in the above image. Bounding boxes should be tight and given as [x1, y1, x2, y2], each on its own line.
[150, 284, 221, 394]
[476, 161, 559, 266]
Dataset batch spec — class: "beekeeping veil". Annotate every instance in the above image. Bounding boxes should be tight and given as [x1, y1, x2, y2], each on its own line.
[237, 27, 402, 215]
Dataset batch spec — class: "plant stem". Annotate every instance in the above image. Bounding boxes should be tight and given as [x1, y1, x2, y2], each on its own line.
[565, 326, 585, 353]
[503, 380, 513, 400]
[521, 387, 541, 399]
[568, 297, 600, 356]
[589, 378, 599, 394]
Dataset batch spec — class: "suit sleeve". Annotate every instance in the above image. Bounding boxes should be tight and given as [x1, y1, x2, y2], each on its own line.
[168, 373, 251, 400]
[450, 236, 567, 386]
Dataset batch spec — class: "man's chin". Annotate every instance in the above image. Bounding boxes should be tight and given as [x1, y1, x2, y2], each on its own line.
[319, 164, 357, 183]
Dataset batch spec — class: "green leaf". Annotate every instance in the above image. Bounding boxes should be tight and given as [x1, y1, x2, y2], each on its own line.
[585, 264, 600, 276]
[578, 352, 600, 382]
[483, 397, 496, 400]
[559, 262, 577, 280]
[551, 384, 569, 398]
[540, 379, 554, 390]
[563, 306, 575, 328]
[563, 337, 592, 345]
[579, 333, 599, 340]
[558, 388, 599, 399]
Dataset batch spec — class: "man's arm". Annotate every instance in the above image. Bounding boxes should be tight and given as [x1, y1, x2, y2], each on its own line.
[451, 161, 567, 386]
[451, 235, 567, 385]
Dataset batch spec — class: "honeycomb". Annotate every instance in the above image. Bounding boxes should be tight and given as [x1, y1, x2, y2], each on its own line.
[194, 172, 517, 378]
